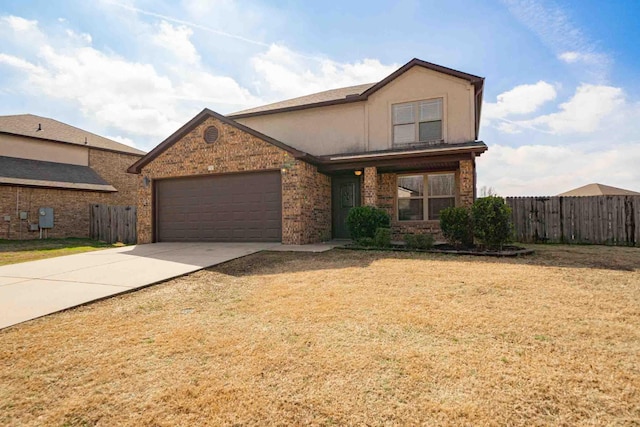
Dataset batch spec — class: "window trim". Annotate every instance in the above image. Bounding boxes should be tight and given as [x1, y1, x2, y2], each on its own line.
[397, 172, 456, 221]
[392, 98, 444, 146]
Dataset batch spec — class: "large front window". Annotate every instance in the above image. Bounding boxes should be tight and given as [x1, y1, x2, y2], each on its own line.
[393, 99, 443, 145]
[397, 173, 455, 221]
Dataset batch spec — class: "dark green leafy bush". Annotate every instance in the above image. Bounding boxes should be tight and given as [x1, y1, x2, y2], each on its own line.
[415, 234, 435, 249]
[357, 237, 376, 247]
[374, 227, 392, 248]
[346, 206, 391, 240]
[471, 196, 513, 249]
[403, 233, 434, 250]
[440, 206, 473, 247]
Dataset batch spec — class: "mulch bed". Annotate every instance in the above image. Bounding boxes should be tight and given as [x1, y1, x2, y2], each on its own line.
[344, 242, 534, 257]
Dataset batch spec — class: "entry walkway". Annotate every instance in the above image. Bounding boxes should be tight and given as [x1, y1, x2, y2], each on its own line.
[0, 242, 339, 329]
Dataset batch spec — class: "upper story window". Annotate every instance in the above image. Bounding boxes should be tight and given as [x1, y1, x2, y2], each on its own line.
[392, 99, 443, 145]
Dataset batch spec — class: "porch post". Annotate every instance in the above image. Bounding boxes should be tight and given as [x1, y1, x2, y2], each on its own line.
[363, 166, 378, 206]
[459, 158, 474, 207]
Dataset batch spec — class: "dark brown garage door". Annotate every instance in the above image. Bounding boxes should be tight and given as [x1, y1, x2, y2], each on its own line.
[155, 171, 282, 242]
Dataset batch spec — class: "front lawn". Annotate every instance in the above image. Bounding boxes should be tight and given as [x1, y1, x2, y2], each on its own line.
[0, 244, 638, 425]
[0, 238, 120, 266]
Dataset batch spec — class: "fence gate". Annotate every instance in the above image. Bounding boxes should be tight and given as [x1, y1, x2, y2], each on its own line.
[90, 204, 137, 244]
[506, 196, 640, 246]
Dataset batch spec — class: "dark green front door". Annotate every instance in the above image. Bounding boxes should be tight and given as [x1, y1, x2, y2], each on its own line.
[332, 175, 361, 239]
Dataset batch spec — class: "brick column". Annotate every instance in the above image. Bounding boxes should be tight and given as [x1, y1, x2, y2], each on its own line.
[363, 166, 378, 206]
[459, 159, 474, 207]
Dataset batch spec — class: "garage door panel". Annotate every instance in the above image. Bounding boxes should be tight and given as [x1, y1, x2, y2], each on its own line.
[156, 172, 282, 242]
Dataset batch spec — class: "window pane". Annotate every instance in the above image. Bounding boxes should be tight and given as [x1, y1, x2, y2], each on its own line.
[399, 198, 424, 221]
[393, 123, 415, 144]
[428, 197, 455, 220]
[419, 121, 442, 141]
[419, 99, 442, 121]
[393, 103, 414, 124]
[398, 175, 423, 197]
[428, 174, 455, 196]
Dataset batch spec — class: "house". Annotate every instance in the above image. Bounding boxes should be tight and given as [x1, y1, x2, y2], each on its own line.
[0, 114, 145, 239]
[557, 183, 640, 197]
[128, 58, 488, 244]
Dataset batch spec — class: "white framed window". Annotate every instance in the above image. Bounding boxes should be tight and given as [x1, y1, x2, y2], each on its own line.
[397, 173, 455, 221]
[392, 99, 443, 145]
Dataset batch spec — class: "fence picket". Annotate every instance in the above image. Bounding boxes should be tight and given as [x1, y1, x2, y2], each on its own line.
[90, 204, 137, 244]
[506, 196, 639, 246]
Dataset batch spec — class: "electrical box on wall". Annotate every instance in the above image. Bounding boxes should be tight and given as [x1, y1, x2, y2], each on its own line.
[38, 207, 54, 229]
[19, 211, 28, 220]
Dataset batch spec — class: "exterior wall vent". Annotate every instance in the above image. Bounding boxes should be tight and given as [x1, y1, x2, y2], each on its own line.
[204, 126, 219, 144]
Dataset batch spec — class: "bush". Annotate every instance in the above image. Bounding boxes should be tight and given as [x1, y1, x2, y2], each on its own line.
[440, 206, 473, 247]
[471, 196, 513, 249]
[346, 206, 391, 241]
[404, 233, 434, 250]
[415, 234, 435, 249]
[374, 227, 392, 248]
[357, 237, 375, 247]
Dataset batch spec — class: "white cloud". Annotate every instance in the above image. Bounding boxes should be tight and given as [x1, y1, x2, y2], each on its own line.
[105, 134, 138, 148]
[527, 84, 624, 134]
[1, 15, 38, 32]
[484, 83, 626, 135]
[251, 44, 398, 100]
[477, 143, 640, 196]
[153, 20, 199, 65]
[484, 81, 557, 121]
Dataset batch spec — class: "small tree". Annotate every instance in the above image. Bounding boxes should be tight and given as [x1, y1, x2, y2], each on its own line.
[346, 206, 391, 241]
[440, 206, 474, 247]
[471, 196, 512, 249]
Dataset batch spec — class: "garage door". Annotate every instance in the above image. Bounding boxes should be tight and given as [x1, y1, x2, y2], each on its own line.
[155, 171, 282, 242]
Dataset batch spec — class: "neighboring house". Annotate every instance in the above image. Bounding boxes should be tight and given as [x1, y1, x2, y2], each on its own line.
[557, 183, 640, 197]
[0, 114, 145, 239]
[128, 58, 488, 244]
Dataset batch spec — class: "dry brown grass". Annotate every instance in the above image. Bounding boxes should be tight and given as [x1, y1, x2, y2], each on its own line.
[1, 244, 639, 426]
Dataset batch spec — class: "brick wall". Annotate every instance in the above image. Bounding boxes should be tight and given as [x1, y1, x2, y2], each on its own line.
[0, 149, 141, 240]
[89, 149, 141, 206]
[137, 115, 331, 245]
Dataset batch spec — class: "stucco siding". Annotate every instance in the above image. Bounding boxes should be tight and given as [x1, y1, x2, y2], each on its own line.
[0, 134, 89, 165]
[236, 103, 366, 156]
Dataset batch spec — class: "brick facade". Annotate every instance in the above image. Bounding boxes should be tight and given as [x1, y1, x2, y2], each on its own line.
[136, 116, 331, 245]
[0, 149, 141, 240]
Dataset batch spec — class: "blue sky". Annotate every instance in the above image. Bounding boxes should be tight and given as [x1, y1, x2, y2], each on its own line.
[1, 0, 639, 195]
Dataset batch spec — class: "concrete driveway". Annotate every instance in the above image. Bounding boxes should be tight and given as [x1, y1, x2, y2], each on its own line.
[0, 242, 283, 329]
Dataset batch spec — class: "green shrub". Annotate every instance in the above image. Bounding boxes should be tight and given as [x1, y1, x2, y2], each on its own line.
[471, 196, 513, 249]
[415, 234, 435, 249]
[403, 233, 434, 250]
[346, 206, 391, 240]
[374, 227, 392, 248]
[404, 234, 418, 249]
[357, 237, 376, 247]
[440, 206, 473, 247]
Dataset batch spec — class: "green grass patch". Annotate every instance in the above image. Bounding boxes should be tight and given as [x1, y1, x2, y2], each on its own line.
[0, 238, 122, 266]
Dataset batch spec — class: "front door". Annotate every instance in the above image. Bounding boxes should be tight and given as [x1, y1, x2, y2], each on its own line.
[332, 175, 361, 239]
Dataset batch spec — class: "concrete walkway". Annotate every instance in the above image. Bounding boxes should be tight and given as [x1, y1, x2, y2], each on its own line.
[0, 242, 339, 329]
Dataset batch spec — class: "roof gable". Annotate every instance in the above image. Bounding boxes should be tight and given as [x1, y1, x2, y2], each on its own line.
[0, 114, 145, 156]
[127, 108, 320, 174]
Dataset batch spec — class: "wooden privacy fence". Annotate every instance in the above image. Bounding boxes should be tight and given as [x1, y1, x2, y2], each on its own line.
[90, 204, 137, 244]
[506, 196, 640, 246]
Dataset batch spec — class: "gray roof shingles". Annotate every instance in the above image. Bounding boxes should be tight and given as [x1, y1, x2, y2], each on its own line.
[0, 114, 145, 155]
[0, 156, 115, 191]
